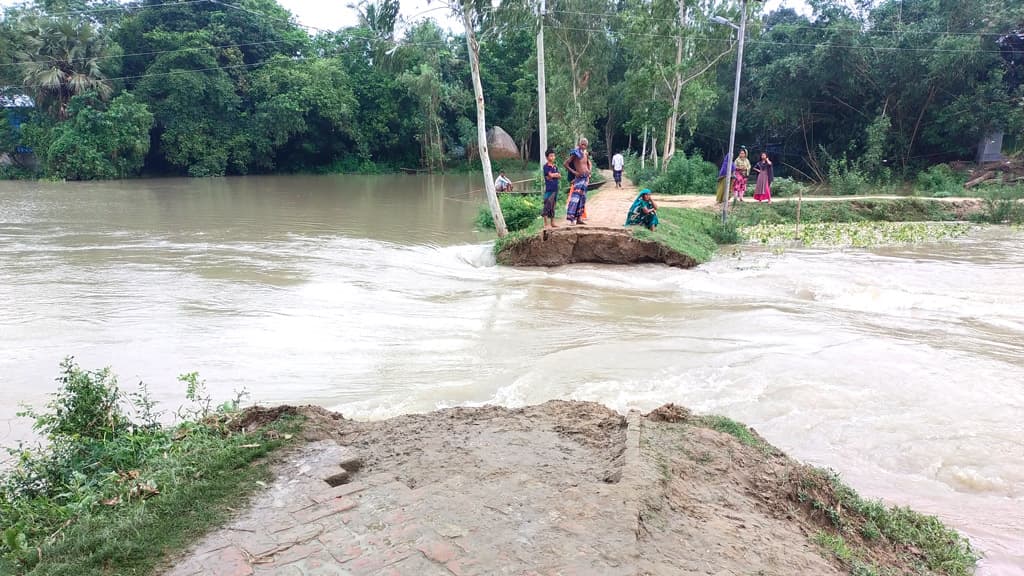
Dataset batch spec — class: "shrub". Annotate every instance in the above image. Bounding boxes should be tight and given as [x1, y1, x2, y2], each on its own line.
[771, 177, 809, 198]
[706, 219, 742, 244]
[916, 164, 963, 197]
[976, 189, 1024, 224]
[476, 194, 542, 232]
[0, 359, 286, 574]
[647, 152, 718, 195]
[827, 154, 869, 196]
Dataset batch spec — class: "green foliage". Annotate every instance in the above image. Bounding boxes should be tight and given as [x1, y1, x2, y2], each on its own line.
[827, 153, 870, 196]
[975, 188, 1024, 224]
[646, 152, 718, 195]
[702, 415, 763, 449]
[0, 359, 295, 575]
[731, 199, 959, 227]
[800, 468, 977, 576]
[477, 194, 542, 232]
[916, 164, 964, 197]
[770, 177, 810, 198]
[42, 93, 153, 180]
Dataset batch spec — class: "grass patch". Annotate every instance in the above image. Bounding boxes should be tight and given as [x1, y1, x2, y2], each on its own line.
[0, 359, 299, 576]
[632, 207, 734, 264]
[697, 415, 771, 453]
[797, 467, 976, 576]
[729, 198, 959, 227]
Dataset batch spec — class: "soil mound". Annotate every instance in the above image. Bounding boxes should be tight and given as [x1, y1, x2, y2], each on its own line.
[497, 227, 698, 268]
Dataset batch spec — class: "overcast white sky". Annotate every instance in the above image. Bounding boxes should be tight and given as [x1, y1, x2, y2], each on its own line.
[0, 0, 813, 32]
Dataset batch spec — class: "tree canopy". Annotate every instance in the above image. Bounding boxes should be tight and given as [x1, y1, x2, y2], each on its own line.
[0, 0, 1020, 181]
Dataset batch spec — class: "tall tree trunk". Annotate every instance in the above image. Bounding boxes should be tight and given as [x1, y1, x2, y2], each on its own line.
[663, 0, 687, 170]
[605, 109, 614, 169]
[462, 4, 507, 236]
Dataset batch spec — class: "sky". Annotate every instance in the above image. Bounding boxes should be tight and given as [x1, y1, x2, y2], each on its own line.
[0, 0, 814, 32]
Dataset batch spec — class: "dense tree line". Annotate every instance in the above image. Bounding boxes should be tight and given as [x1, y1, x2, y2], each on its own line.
[0, 0, 1021, 181]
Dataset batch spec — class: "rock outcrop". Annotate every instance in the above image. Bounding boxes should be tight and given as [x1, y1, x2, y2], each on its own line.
[496, 227, 698, 268]
[486, 126, 519, 160]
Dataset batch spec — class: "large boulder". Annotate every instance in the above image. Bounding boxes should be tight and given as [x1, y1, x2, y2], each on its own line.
[486, 126, 519, 160]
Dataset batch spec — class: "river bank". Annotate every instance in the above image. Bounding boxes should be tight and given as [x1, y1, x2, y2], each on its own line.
[3, 174, 1022, 573]
[160, 401, 976, 576]
[493, 172, 1021, 267]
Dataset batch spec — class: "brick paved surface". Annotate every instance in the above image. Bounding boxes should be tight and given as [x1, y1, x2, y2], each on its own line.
[167, 419, 641, 576]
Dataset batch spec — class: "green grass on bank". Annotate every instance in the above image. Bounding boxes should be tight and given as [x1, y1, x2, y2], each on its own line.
[632, 207, 737, 264]
[0, 359, 298, 576]
[689, 415, 976, 576]
[728, 198, 961, 227]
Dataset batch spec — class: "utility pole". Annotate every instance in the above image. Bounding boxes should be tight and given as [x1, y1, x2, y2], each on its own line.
[718, 0, 753, 224]
[536, 0, 548, 169]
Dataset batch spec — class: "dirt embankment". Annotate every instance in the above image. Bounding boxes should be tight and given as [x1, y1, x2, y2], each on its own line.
[496, 227, 698, 268]
[168, 402, 973, 576]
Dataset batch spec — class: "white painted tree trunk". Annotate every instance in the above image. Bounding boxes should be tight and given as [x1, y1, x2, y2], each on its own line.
[462, 4, 507, 237]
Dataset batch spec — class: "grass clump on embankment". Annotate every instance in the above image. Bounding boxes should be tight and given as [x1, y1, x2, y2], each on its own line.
[655, 408, 977, 576]
[0, 359, 298, 576]
[632, 207, 740, 263]
[729, 198, 961, 226]
[796, 466, 977, 576]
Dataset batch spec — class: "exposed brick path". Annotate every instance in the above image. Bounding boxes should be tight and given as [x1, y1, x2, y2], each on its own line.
[166, 411, 644, 576]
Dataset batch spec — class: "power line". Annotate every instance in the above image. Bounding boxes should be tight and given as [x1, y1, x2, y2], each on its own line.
[2, 0, 210, 19]
[546, 22, 1008, 55]
[547, 8, 1018, 38]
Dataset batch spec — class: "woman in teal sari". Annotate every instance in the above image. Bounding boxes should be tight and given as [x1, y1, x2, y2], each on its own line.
[625, 189, 659, 231]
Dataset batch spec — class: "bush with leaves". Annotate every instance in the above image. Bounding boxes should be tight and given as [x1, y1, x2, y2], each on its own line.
[476, 194, 542, 232]
[0, 358, 276, 574]
[647, 151, 718, 195]
[42, 93, 153, 180]
[915, 164, 963, 197]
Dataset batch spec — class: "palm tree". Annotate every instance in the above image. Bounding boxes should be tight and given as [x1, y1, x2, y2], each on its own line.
[17, 17, 113, 120]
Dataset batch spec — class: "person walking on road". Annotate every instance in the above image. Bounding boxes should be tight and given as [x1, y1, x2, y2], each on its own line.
[611, 151, 625, 188]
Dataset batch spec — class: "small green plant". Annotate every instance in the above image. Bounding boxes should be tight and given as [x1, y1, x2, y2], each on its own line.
[916, 164, 963, 197]
[827, 154, 870, 196]
[975, 188, 1024, 224]
[0, 359, 295, 575]
[703, 415, 761, 448]
[815, 531, 854, 562]
[476, 194, 543, 232]
[770, 177, 809, 198]
[706, 219, 742, 245]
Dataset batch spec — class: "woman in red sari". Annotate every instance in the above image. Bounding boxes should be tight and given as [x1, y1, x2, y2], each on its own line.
[752, 152, 773, 203]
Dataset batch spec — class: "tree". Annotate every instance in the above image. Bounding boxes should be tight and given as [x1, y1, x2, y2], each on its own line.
[618, 0, 737, 169]
[15, 16, 113, 119]
[43, 92, 153, 179]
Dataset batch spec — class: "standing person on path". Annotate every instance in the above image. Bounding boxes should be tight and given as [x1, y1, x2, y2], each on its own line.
[733, 147, 751, 202]
[753, 152, 773, 203]
[715, 153, 732, 204]
[611, 150, 625, 188]
[541, 149, 561, 229]
[564, 138, 591, 224]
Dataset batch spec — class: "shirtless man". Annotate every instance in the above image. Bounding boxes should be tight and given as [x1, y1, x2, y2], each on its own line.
[564, 138, 591, 225]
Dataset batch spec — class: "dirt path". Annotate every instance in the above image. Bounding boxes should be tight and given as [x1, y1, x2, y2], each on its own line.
[577, 169, 638, 228]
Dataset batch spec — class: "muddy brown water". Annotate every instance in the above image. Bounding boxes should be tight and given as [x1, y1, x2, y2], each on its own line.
[1, 174, 1022, 574]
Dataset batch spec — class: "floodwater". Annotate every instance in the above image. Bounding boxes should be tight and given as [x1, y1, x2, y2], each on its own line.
[1, 174, 1022, 574]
